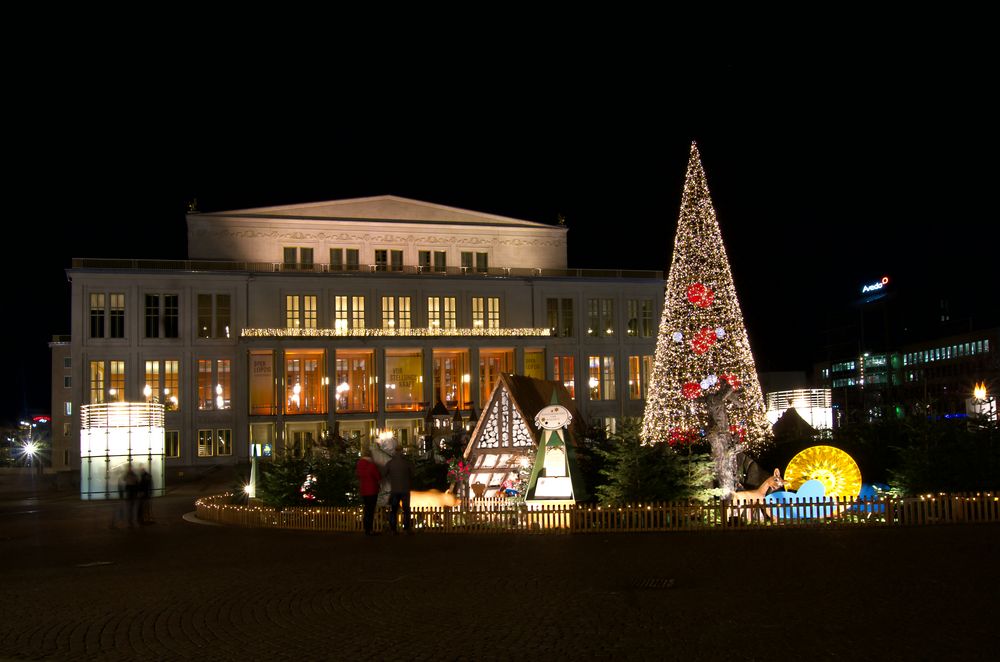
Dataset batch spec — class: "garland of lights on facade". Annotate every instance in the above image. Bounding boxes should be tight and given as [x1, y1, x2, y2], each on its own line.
[640, 142, 770, 451]
[242, 327, 551, 338]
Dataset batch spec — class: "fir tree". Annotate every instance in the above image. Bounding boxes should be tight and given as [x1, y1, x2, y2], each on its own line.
[641, 142, 770, 478]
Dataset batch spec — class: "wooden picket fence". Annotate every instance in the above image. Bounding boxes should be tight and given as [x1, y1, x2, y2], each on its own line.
[194, 492, 1000, 534]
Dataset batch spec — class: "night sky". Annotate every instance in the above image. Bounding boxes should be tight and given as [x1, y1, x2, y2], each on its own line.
[5, 45, 996, 424]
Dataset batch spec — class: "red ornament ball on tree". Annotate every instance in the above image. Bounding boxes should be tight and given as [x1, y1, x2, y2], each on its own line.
[719, 373, 742, 389]
[691, 327, 717, 355]
[686, 283, 715, 308]
[682, 382, 702, 399]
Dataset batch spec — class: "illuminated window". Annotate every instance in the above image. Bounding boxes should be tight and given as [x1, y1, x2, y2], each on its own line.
[428, 297, 457, 330]
[472, 298, 484, 328]
[433, 349, 471, 409]
[285, 295, 316, 329]
[197, 359, 231, 411]
[587, 298, 614, 337]
[197, 294, 230, 339]
[164, 360, 179, 411]
[479, 348, 513, 405]
[144, 360, 160, 403]
[198, 360, 212, 410]
[65, 402, 72, 416]
[382, 297, 411, 330]
[198, 429, 214, 457]
[89, 361, 105, 404]
[628, 355, 653, 400]
[165, 431, 180, 458]
[285, 350, 326, 415]
[588, 355, 616, 400]
[216, 429, 232, 456]
[524, 349, 545, 380]
[352, 296, 365, 329]
[487, 297, 500, 329]
[428, 297, 440, 329]
[335, 296, 348, 331]
[106, 361, 125, 402]
[286, 295, 304, 328]
[546, 298, 573, 337]
[385, 349, 424, 411]
[335, 350, 375, 413]
[553, 355, 575, 398]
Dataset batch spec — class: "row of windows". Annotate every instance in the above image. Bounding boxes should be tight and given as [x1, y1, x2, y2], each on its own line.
[548, 298, 656, 338]
[832, 361, 856, 373]
[90, 292, 230, 340]
[284, 247, 490, 274]
[88, 359, 230, 412]
[286, 295, 502, 330]
[84, 350, 654, 417]
[160, 429, 232, 458]
[903, 340, 990, 366]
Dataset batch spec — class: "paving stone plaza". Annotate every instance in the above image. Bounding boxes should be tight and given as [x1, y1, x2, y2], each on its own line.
[1, 473, 997, 661]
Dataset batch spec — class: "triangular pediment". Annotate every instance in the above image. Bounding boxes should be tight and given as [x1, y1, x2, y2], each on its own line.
[198, 195, 553, 229]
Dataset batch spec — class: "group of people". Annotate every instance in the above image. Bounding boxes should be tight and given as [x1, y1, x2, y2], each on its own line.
[355, 446, 413, 536]
[111, 463, 154, 528]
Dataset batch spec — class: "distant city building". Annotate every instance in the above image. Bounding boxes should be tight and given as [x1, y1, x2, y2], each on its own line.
[54, 196, 663, 476]
[814, 327, 998, 424]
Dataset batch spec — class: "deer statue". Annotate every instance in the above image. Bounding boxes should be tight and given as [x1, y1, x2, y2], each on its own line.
[731, 468, 784, 522]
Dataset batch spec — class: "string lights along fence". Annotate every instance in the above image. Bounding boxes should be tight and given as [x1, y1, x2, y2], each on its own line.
[195, 492, 999, 534]
[80, 402, 165, 500]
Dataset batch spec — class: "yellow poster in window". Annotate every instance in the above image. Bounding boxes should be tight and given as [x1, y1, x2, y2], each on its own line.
[524, 350, 545, 380]
[249, 353, 274, 414]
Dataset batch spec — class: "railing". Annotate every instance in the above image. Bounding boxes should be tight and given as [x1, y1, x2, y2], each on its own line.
[194, 492, 999, 534]
[72, 258, 663, 280]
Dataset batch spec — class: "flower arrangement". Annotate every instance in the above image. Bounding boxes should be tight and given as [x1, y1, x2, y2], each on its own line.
[447, 458, 471, 484]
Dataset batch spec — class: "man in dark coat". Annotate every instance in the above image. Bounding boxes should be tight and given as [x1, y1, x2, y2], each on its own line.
[385, 449, 414, 534]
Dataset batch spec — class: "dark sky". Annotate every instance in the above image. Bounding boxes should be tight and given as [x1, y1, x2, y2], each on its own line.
[5, 42, 996, 423]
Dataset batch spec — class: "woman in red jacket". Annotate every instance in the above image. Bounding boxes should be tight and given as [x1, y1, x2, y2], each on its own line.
[356, 448, 383, 535]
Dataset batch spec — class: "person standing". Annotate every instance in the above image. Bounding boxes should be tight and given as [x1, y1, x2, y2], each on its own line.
[355, 448, 383, 536]
[124, 464, 139, 527]
[137, 464, 153, 524]
[386, 448, 414, 534]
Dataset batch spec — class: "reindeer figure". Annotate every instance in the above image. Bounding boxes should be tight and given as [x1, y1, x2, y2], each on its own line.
[731, 468, 784, 523]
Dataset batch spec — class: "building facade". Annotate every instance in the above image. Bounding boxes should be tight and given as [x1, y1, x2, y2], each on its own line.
[813, 327, 998, 424]
[55, 196, 662, 475]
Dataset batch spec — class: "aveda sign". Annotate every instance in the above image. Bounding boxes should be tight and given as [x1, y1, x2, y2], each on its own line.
[861, 276, 889, 294]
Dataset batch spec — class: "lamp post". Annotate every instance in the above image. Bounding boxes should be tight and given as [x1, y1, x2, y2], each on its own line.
[967, 383, 997, 424]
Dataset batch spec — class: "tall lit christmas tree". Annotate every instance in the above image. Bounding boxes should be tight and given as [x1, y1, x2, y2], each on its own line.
[641, 142, 770, 469]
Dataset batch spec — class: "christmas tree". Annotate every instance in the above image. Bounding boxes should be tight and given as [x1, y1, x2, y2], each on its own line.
[641, 142, 770, 469]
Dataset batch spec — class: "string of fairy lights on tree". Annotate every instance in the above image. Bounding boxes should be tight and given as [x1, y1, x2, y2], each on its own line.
[640, 142, 770, 452]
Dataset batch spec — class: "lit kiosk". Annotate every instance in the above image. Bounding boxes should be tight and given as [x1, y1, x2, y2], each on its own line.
[525, 394, 586, 508]
[967, 383, 997, 423]
[80, 403, 165, 500]
[464, 374, 584, 502]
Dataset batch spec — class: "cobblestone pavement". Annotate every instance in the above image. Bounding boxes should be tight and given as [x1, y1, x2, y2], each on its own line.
[1, 473, 998, 660]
